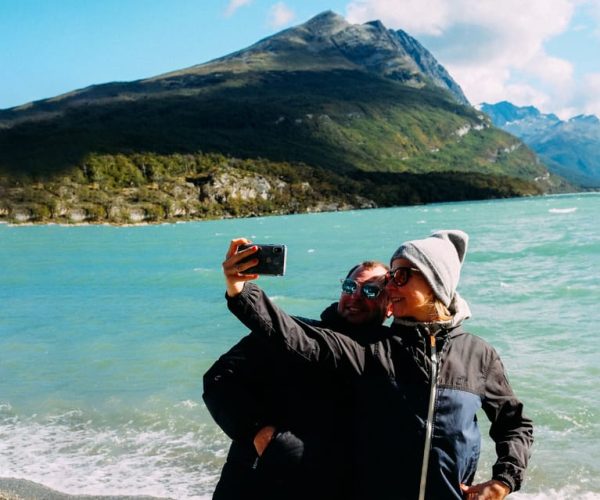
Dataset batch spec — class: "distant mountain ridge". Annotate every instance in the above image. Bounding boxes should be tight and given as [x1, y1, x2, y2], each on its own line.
[0, 12, 567, 224]
[480, 101, 600, 187]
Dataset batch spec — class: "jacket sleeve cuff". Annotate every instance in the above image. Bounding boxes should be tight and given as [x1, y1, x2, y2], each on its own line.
[492, 472, 516, 493]
[226, 281, 249, 300]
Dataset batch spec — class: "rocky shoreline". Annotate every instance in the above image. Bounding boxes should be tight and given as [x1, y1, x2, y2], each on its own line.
[0, 162, 377, 226]
[1, 147, 562, 226]
[0, 478, 172, 500]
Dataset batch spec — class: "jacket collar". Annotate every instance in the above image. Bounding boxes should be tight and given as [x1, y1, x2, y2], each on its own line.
[320, 302, 390, 342]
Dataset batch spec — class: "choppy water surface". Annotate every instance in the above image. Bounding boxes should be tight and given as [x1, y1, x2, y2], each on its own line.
[1, 193, 598, 499]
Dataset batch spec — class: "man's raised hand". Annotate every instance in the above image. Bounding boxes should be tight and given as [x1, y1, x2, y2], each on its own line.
[222, 238, 259, 297]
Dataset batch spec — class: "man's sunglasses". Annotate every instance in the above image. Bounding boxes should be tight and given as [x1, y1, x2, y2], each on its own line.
[341, 278, 384, 300]
[387, 266, 421, 287]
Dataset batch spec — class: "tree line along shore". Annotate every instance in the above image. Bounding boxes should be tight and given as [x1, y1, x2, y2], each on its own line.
[0, 151, 548, 225]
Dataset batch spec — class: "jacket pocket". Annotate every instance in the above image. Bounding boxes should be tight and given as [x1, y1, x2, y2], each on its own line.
[256, 430, 305, 477]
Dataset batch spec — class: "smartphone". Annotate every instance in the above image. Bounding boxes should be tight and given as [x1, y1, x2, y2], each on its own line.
[238, 243, 287, 276]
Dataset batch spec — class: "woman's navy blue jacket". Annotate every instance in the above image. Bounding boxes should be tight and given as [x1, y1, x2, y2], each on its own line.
[227, 283, 534, 500]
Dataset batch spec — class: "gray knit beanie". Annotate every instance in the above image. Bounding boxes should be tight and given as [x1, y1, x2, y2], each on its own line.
[390, 230, 469, 307]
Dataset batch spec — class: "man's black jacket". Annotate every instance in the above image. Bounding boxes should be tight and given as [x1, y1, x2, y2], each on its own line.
[203, 304, 390, 500]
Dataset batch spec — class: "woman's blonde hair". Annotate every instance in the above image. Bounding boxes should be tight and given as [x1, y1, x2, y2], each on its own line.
[431, 298, 452, 322]
[423, 293, 453, 322]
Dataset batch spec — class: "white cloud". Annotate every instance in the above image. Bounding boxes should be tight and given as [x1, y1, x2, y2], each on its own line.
[588, 0, 600, 37]
[344, 0, 593, 116]
[528, 54, 574, 96]
[580, 73, 600, 116]
[225, 0, 253, 17]
[267, 2, 295, 28]
[347, 0, 452, 35]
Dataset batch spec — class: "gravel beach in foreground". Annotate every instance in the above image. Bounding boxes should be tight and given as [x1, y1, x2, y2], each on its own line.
[0, 478, 171, 500]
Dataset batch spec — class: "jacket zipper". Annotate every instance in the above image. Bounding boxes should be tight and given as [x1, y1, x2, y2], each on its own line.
[418, 333, 438, 500]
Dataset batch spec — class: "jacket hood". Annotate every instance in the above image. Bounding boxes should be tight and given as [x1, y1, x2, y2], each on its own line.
[447, 292, 471, 328]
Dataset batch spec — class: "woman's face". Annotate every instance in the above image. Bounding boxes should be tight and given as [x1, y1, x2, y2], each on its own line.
[386, 258, 434, 321]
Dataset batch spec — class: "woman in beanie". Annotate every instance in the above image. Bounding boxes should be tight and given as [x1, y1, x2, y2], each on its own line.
[382, 230, 533, 500]
[223, 231, 533, 500]
[387, 230, 468, 323]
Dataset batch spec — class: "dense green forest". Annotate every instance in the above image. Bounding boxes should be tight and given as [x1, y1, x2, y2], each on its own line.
[0, 151, 544, 224]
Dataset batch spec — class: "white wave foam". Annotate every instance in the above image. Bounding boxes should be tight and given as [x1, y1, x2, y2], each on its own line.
[0, 412, 226, 499]
[176, 400, 199, 409]
[548, 207, 577, 214]
[512, 487, 600, 499]
[193, 267, 213, 273]
[0, 402, 13, 412]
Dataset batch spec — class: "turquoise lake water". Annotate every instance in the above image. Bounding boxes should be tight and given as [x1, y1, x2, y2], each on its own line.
[1, 193, 599, 499]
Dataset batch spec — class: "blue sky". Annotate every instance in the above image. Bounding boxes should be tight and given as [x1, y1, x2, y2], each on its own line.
[1, 0, 599, 118]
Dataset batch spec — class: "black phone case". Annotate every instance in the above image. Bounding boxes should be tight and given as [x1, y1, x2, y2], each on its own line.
[238, 244, 287, 276]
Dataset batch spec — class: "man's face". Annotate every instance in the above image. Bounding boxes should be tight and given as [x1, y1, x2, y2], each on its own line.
[337, 265, 390, 325]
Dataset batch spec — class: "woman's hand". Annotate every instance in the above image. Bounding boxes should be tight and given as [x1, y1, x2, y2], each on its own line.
[253, 425, 277, 456]
[460, 480, 510, 499]
[222, 238, 260, 297]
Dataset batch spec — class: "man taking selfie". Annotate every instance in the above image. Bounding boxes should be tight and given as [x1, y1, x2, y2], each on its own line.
[203, 239, 391, 500]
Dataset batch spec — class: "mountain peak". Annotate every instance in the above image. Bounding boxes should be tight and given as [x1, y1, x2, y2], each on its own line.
[137, 11, 469, 105]
[481, 101, 600, 187]
[570, 114, 600, 124]
[250, 11, 469, 104]
[1, 11, 470, 122]
[303, 10, 348, 33]
[365, 19, 387, 32]
[479, 101, 544, 126]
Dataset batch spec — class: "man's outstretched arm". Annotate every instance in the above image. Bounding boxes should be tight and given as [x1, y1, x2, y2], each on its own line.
[222, 238, 366, 375]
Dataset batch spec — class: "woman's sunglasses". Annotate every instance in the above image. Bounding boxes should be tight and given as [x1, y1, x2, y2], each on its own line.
[340, 278, 384, 300]
[387, 266, 421, 287]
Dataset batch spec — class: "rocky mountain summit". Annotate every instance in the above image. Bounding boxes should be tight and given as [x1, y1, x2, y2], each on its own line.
[207, 11, 469, 104]
[0, 11, 467, 126]
[480, 101, 600, 187]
